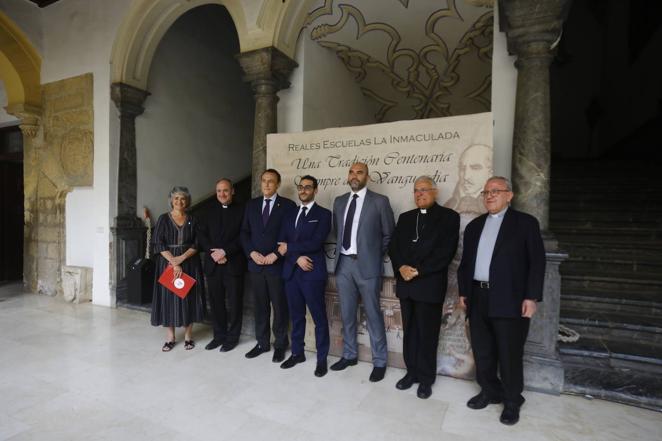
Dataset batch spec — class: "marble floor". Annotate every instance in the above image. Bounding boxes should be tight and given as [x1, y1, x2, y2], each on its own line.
[0, 282, 660, 441]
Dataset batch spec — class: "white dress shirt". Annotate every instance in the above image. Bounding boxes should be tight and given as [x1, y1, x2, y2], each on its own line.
[261, 194, 277, 215]
[341, 186, 367, 255]
[295, 201, 315, 227]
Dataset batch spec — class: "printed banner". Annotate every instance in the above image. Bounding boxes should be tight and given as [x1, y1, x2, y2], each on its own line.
[267, 112, 493, 379]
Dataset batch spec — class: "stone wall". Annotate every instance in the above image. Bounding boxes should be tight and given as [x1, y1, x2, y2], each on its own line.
[24, 73, 94, 295]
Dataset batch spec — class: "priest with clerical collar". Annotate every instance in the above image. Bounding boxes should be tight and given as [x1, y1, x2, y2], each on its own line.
[197, 178, 247, 353]
[388, 175, 460, 399]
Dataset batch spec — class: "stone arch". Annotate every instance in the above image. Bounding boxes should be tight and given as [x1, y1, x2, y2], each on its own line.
[272, 0, 318, 60]
[0, 11, 42, 291]
[109, 0, 293, 303]
[0, 11, 41, 127]
[110, 0, 285, 90]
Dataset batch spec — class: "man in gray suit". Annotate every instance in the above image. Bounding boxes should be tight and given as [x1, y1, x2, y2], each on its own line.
[330, 162, 395, 382]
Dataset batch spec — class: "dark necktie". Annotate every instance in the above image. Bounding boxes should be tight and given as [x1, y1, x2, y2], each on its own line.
[262, 198, 271, 226]
[296, 206, 308, 228]
[342, 194, 358, 251]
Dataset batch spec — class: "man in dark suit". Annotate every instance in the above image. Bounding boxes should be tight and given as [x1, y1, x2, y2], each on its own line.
[198, 178, 246, 352]
[330, 162, 395, 382]
[241, 169, 296, 362]
[388, 176, 459, 399]
[277, 175, 332, 377]
[458, 176, 545, 425]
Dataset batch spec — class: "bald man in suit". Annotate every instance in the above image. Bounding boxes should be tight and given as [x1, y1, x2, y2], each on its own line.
[330, 162, 395, 382]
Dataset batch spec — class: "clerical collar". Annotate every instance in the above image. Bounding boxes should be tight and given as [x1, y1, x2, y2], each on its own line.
[489, 206, 508, 219]
[420, 208, 427, 214]
[222, 205, 228, 209]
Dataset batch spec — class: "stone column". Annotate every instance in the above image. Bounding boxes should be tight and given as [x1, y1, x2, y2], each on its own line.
[501, 0, 571, 394]
[110, 83, 150, 303]
[5, 103, 41, 292]
[502, 0, 570, 233]
[237, 47, 297, 196]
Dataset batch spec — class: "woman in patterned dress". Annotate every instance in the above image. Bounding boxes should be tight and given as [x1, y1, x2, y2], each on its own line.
[150, 186, 205, 351]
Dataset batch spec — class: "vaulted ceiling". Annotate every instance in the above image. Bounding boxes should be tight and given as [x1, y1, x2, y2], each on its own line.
[302, 0, 494, 122]
[25, 0, 493, 122]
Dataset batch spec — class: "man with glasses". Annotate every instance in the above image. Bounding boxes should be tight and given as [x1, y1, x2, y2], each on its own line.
[277, 175, 332, 377]
[457, 176, 545, 425]
[388, 176, 459, 398]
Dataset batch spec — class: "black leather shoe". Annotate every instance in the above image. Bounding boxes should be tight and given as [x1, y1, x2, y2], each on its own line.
[467, 392, 502, 410]
[219, 341, 237, 352]
[245, 344, 269, 359]
[330, 357, 358, 371]
[280, 353, 305, 369]
[500, 405, 520, 425]
[314, 361, 328, 377]
[369, 366, 386, 382]
[272, 347, 286, 363]
[417, 383, 432, 399]
[205, 339, 223, 351]
[395, 374, 417, 390]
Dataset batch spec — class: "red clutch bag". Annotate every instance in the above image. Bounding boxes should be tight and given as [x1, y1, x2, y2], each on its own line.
[158, 265, 196, 299]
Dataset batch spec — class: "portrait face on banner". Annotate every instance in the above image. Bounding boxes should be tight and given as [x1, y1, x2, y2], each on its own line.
[268, 112, 492, 238]
[267, 112, 493, 380]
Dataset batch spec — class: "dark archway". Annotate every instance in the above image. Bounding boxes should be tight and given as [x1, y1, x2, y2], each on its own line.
[0, 125, 23, 282]
[116, 4, 255, 307]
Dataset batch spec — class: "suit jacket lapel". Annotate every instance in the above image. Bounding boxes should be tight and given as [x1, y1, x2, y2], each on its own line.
[357, 190, 372, 236]
[492, 208, 515, 258]
[297, 204, 316, 239]
[417, 203, 439, 240]
[264, 195, 280, 229]
[470, 214, 488, 267]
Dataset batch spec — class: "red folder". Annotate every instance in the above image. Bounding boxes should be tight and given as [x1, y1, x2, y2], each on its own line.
[158, 265, 196, 299]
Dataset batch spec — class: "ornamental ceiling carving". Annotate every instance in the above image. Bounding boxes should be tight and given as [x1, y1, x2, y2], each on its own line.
[303, 0, 493, 122]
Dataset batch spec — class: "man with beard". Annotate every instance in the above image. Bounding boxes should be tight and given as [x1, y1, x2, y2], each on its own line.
[330, 162, 395, 382]
[277, 175, 332, 377]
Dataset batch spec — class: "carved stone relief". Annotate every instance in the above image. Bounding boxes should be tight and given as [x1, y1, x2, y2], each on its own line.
[22, 73, 94, 295]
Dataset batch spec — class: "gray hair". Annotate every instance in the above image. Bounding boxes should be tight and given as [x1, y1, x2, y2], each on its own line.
[486, 176, 512, 191]
[414, 175, 437, 188]
[168, 186, 191, 208]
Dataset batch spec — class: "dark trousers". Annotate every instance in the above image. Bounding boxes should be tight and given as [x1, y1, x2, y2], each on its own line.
[207, 270, 243, 343]
[284, 272, 329, 362]
[469, 286, 530, 406]
[400, 297, 443, 386]
[250, 271, 289, 349]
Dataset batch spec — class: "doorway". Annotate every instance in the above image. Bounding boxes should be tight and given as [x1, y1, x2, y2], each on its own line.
[0, 125, 23, 282]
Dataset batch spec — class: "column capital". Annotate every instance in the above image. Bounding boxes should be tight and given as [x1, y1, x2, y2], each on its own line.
[111, 83, 150, 117]
[236, 47, 298, 91]
[500, 0, 571, 57]
[5, 103, 42, 138]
